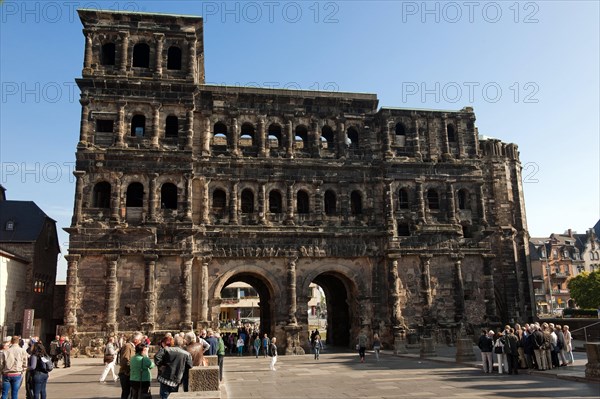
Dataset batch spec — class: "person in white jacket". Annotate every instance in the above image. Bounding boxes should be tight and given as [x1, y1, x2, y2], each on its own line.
[100, 336, 119, 383]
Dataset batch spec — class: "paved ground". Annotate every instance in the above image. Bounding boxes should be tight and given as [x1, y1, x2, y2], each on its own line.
[45, 344, 598, 399]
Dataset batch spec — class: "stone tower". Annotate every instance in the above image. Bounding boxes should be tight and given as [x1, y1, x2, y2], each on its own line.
[66, 9, 533, 351]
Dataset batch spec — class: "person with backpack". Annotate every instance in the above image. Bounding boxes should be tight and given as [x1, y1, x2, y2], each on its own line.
[61, 337, 72, 368]
[28, 341, 52, 399]
[49, 336, 61, 368]
[215, 332, 225, 381]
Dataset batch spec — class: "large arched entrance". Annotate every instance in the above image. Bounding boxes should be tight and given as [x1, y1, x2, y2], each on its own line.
[219, 272, 274, 337]
[312, 271, 355, 348]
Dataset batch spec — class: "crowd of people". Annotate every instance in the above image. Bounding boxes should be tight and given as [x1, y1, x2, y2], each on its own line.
[477, 322, 574, 374]
[0, 334, 72, 399]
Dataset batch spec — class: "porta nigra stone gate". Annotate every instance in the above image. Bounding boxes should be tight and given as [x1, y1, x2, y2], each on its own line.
[66, 9, 534, 353]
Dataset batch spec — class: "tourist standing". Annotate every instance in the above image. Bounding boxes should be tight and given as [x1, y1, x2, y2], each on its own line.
[130, 343, 154, 399]
[357, 331, 367, 363]
[28, 342, 50, 399]
[155, 335, 193, 399]
[49, 336, 61, 369]
[268, 337, 278, 371]
[100, 336, 119, 383]
[253, 335, 261, 358]
[493, 331, 507, 374]
[215, 332, 225, 381]
[119, 332, 143, 399]
[182, 331, 209, 392]
[504, 328, 519, 375]
[236, 336, 244, 356]
[61, 337, 72, 368]
[262, 334, 270, 358]
[562, 325, 574, 365]
[0, 336, 28, 399]
[478, 330, 494, 373]
[313, 335, 324, 360]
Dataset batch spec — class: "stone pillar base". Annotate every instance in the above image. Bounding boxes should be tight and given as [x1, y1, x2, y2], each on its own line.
[455, 338, 476, 362]
[420, 337, 436, 358]
[393, 336, 407, 354]
[585, 343, 600, 381]
[188, 366, 220, 391]
[284, 325, 305, 355]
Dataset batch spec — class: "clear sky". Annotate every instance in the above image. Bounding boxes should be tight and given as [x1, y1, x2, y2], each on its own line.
[1, 1, 599, 280]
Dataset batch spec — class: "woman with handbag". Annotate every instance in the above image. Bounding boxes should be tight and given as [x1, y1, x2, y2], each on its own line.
[130, 343, 155, 399]
[99, 336, 119, 383]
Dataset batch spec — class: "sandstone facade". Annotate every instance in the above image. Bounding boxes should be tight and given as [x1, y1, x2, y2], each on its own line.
[66, 9, 533, 351]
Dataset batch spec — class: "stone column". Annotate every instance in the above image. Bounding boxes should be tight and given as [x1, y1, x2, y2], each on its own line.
[148, 173, 158, 222]
[258, 181, 267, 225]
[384, 120, 393, 157]
[336, 121, 346, 158]
[453, 255, 465, 322]
[427, 118, 437, 161]
[287, 257, 298, 325]
[312, 121, 321, 158]
[478, 184, 488, 226]
[482, 254, 498, 321]
[390, 259, 407, 354]
[187, 38, 197, 81]
[184, 173, 193, 222]
[419, 255, 433, 333]
[180, 255, 194, 331]
[186, 108, 194, 150]
[385, 180, 396, 237]
[200, 257, 210, 323]
[314, 182, 323, 224]
[142, 254, 158, 332]
[154, 33, 164, 77]
[64, 254, 80, 332]
[231, 118, 240, 156]
[151, 103, 161, 148]
[416, 179, 426, 224]
[105, 254, 119, 333]
[78, 97, 90, 148]
[111, 174, 122, 222]
[116, 102, 126, 147]
[258, 117, 267, 157]
[285, 120, 294, 158]
[201, 178, 210, 224]
[230, 180, 239, 224]
[456, 116, 465, 159]
[285, 182, 295, 225]
[71, 171, 86, 226]
[412, 117, 422, 160]
[441, 115, 451, 160]
[119, 31, 129, 73]
[82, 29, 93, 74]
[447, 181, 457, 223]
[202, 116, 211, 156]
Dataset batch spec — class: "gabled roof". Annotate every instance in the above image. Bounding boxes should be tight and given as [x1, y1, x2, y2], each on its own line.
[594, 219, 600, 239]
[0, 201, 56, 242]
[0, 246, 29, 263]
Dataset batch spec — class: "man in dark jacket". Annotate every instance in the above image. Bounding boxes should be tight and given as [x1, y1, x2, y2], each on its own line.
[118, 332, 142, 399]
[477, 329, 494, 373]
[155, 335, 193, 398]
[504, 328, 520, 374]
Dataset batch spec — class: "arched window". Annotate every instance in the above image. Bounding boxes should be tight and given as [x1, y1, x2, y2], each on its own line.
[350, 190, 362, 215]
[212, 189, 226, 214]
[167, 46, 182, 70]
[324, 190, 336, 215]
[241, 189, 254, 214]
[268, 190, 282, 213]
[131, 114, 146, 137]
[101, 42, 116, 66]
[395, 123, 406, 146]
[457, 189, 468, 210]
[132, 43, 150, 68]
[93, 182, 111, 208]
[321, 125, 334, 150]
[427, 189, 439, 210]
[347, 127, 359, 149]
[268, 124, 282, 149]
[126, 183, 144, 207]
[398, 223, 410, 236]
[165, 115, 178, 138]
[447, 124, 456, 142]
[399, 188, 409, 209]
[213, 122, 228, 146]
[240, 123, 255, 147]
[161, 183, 178, 209]
[297, 190, 309, 214]
[295, 125, 308, 150]
[462, 224, 473, 238]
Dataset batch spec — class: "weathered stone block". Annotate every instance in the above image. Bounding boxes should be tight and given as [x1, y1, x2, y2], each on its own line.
[188, 366, 220, 391]
[204, 355, 218, 366]
[455, 338, 476, 362]
[420, 337, 436, 358]
[584, 343, 600, 381]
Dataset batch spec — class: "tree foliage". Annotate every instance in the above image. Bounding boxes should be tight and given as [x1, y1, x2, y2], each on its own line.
[567, 271, 600, 309]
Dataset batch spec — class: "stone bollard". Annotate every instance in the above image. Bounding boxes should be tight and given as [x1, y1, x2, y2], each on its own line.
[455, 338, 476, 363]
[584, 343, 600, 381]
[188, 366, 220, 391]
[169, 391, 221, 399]
[394, 335, 407, 354]
[420, 337, 436, 358]
[204, 355, 218, 367]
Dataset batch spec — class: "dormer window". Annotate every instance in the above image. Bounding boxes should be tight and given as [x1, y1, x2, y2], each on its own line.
[5, 220, 14, 231]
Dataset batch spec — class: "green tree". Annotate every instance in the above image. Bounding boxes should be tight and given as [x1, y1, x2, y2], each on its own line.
[567, 271, 600, 309]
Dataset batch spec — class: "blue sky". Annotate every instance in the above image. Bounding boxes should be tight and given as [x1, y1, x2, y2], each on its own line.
[1, 1, 599, 280]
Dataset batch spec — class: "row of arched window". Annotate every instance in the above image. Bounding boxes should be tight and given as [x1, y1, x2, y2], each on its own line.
[398, 188, 472, 210]
[100, 42, 182, 70]
[395, 122, 457, 144]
